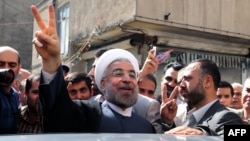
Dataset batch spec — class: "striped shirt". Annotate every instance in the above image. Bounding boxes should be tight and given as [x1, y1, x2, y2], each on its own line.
[17, 106, 41, 133]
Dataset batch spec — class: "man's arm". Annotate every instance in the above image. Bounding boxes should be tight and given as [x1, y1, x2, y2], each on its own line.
[31, 5, 61, 74]
[31, 5, 101, 133]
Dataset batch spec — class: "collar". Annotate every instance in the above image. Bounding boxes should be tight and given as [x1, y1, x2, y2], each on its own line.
[188, 99, 217, 123]
[106, 101, 133, 117]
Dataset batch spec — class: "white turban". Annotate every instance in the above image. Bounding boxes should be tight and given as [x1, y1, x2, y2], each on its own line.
[94, 48, 139, 93]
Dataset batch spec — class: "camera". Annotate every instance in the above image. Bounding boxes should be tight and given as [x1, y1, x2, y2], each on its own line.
[0, 69, 15, 86]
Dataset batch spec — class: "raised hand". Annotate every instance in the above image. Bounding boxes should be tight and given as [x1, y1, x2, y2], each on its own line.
[160, 84, 178, 125]
[31, 5, 61, 74]
[139, 48, 159, 79]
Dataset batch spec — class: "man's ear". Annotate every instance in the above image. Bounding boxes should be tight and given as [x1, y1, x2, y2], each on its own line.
[101, 79, 105, 92]
[204, 75, 212, 88]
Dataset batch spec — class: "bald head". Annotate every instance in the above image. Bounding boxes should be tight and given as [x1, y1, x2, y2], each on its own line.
[0, 46, 21, 77]
[0, 46, 20, 64]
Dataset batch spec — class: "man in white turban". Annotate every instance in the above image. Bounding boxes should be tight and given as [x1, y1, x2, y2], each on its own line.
[94, 48, 155, 133]
[32, 5, 156, 133]
[89, 48, 163, 133]
[95, 48, 139, 96]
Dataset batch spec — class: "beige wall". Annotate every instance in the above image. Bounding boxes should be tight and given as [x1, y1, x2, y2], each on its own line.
[69, 0, 136, 40]
[136, 0, 250, 39]
[31, 0, 250, 81]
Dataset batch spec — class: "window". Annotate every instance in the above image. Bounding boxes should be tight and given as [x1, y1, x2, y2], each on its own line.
[57, 3, 70, 57]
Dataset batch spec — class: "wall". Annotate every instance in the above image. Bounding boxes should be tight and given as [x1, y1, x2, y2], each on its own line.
[0, 0, 41, 70]
[136, 0, 250, 39]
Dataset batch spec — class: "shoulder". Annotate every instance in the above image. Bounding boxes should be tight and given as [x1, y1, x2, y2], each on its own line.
[73, 99, 102, 131]
[204, 101, 242, 123]
[134, 94, 160, 113]
[227, 107, 244, 118]
[137, 94, 160, 105]
[73, 99, 101, 111]
[212, 105, 243, 124]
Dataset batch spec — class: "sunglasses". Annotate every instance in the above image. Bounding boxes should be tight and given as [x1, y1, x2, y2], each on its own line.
[165, 76, 178, 84]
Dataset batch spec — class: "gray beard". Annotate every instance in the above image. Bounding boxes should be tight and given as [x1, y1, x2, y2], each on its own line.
[105, 91, 138, 109]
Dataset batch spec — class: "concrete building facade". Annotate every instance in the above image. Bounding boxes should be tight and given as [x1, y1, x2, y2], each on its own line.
[0, 0, 40, 70]
[31, 0, 250, 93]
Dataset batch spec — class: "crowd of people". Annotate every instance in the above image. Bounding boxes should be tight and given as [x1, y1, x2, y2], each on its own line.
[0, 4, 249, 137]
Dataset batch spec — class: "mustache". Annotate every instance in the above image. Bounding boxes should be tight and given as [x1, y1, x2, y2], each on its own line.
[117, 84, 134, 90]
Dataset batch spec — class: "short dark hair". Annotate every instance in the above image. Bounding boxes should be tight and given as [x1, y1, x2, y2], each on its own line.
[25, 74, 40, 93]
[193, 59, 221, 89]
[138, 73, 157, 90]
[164, 61, 184, 74]
[218, 81, 234, 96]
[95, 48, 112, 58]
[65, 72, 92, 92]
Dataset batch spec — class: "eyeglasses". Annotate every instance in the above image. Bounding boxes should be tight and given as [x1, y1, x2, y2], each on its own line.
[109, 69, 137, 79]
[165, 76, 178, 84]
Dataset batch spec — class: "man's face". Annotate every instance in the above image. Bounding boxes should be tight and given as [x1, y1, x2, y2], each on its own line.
[68, 81, 92, 100]
[178, 62, 205, 107]
[0, 50, 20, 79]
[242, 79, 250, 110]
[88, 58, 101, 95]
[26, 80, 39, 113]
[231, 84, 243, 109]
[161, 67, 178, 97]
[88, 58, 98, 79]
[101, 60, 138, 109]
[138, 77, 156, 99]
[216, 87, 232, 107]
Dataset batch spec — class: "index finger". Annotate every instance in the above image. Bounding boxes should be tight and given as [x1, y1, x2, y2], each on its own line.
[31, 5, 46, 30]
[161, 84, 168, 103]
[168, 86, 179, 100]
[161, 85, 179, 103]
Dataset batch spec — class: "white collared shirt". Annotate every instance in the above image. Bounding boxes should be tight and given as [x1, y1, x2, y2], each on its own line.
[41, 70, 56, 84]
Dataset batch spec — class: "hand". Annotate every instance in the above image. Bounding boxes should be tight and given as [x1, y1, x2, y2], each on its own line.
[66, 82, 73, 91]
[139, 48, 158, 78]
[160, 85, 178, 125]
[165, 126, 203, 135]
[31, 5, 61, 74]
